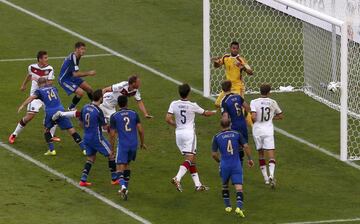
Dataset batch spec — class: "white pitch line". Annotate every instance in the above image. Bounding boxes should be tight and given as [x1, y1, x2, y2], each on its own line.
[0, 53, 113, 62]
[282, 217, 360, 224]
[0, 142, 151, 224]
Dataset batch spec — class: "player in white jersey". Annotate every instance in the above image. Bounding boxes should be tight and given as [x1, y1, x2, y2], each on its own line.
[9, 51, 59, 144]
[250, 84, 283, 188]
[166, 84, 216, 192]
[101, 75, 152, 123]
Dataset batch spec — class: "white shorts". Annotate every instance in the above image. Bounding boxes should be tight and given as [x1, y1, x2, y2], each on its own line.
[99, 103, 116, 123]
[175, 130, 197, 155]
[253, 135, 275, 150]
[27, 99, 43, 113]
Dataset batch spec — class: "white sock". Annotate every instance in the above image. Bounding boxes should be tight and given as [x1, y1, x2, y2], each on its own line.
[175, 165, 188, 181]
[50, 125, 57, 137]
[13, 123, 25, 136]
[62, 111, 77, 118]
[191, 172, 202, 187]
[260, 165, 269, 181]
[269, 160, 276, 178]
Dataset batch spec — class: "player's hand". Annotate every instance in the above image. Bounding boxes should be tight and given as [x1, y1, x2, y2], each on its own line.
[145, 114, 154, 119]
[88, 70, 96, 76]
[247, 159, 254, 168]
[140, 144, 147, 150]
[20, 85, 26, 91]
[17, 105, 24, 113]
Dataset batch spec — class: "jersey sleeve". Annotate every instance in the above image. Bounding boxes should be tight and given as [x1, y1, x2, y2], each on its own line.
[111, 82, 124, 92]
[33, 89, 41, 100]
[221, 99, 228, 114]
[192, 103, 205, 114]
[211, 136, 219, 152]
[250, 100, 256, 113]
[110, 114, 117, 130]
[47, 67, 55, 80]
[72, 54, 79, 72]
[274, 101, 282, 115]
[167, 102, 174, 114]
[134, 90, 142, 101]
[27, 65, 32, 76]
[98, 109, 106, 126]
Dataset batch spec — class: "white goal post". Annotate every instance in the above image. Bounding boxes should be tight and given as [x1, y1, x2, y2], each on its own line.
[203, 0, 360, 161]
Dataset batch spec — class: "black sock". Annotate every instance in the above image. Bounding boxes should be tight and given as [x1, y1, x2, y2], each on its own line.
[108, 160, 117, 181]
[124, 169, 131, 188]
[80, 160, 93, 182]
[87, 91, 93, 101]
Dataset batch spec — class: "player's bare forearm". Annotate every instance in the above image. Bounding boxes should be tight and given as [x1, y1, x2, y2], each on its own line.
[212, 57, 222, 68]
[73, 70, 96, 77]
[47, 80, 54, 85]
[243, 144, 254, 167]
[203, 110, 217, 117]
[211, 152, 220, 163]
[20, 75, 31, 91]
[243, 102, 250, 113]
[102, 86, 112, 94]
[18, 95, 36, 113]
[137, 123, 146, 149]
[274, 113, 284, 120]
[137, 100, 152, 118]
[109, 129, 116, 151]
[165, 113, 176, 127]
[251, 112, 257, 123]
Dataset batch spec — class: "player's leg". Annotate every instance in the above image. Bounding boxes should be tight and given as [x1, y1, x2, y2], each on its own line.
[79, 146, 96, 187]
[66, 125, 86, 155]
[9, 112, 35, 144]
[43, 128, 56, 156]
[234, 184, 245, 217]
[220, 167, 232, 212]
[79, 81, 94, 101]
[264, 135, 276, 188]
[95, 137, 118, 184]
[254, 135, 269, 184]
[68, 87, 84, 110]
[123, 149, 136, 189]
[52, 110, 80, 121]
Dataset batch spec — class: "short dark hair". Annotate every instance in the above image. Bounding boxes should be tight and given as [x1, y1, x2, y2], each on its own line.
[220, 117, 231, 128]
[117, 95, 128, 108]
[260, 84, 271, 95]
[221, 80, 232, 92]
[179, 83, 191, 98]
[38, 77, 47, 85]
[92, 89, 103, 102]
[128, 75, 139, 85]
[37, 51, 47, 61]
[230, 41, 239, 47]
[75, 41, 86, 49]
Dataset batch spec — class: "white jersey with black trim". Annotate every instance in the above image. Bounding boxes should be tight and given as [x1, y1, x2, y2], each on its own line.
[250, 97, 282, 136]
[27, 63, 55, 95]
[167, 99, 205, 131]
[102, 81, 141, 108]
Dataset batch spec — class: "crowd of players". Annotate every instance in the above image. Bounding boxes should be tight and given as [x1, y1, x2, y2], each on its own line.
[8, 41, 283, 217]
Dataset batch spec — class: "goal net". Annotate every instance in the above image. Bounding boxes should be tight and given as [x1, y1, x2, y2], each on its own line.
[203, 0, 360, 160]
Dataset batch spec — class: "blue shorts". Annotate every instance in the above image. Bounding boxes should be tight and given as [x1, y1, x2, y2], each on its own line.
[116, 145, 137, 164]
[58, 78, 84, 95]
[84, 137, 111, 157]
[44, 109, 73, 130]
[220, 165, 243, 185]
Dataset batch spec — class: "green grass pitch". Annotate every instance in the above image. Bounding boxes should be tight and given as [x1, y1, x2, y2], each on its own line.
[0, 1, 359, 223]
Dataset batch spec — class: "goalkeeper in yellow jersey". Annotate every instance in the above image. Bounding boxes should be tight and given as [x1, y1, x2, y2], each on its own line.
[213, 41, 253, 125]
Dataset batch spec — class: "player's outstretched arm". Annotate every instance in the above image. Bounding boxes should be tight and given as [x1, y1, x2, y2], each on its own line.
[109, 129, 117, 152]
[20, 74, 31, 91]
[18, 95, 37, 113]
[165, 113, 176, 127]
[243, 144, 254, 168]
[242, 102, 251, 113]
[274, 113, 284, 120]
[251, 112, 257, 123]
[102, 86, 112, 94]
[212, 57, 223, 68]
[137, 123, 147, 149]
[73, 70, 96, 78]
[137, 100, 153, 119]
[211, 152, 220, 163]
[203, 110, 217, 117]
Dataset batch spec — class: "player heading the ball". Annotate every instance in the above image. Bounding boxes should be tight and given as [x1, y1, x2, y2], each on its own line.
[58, 42, 96, 111]
[166, 83, 216, 192]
